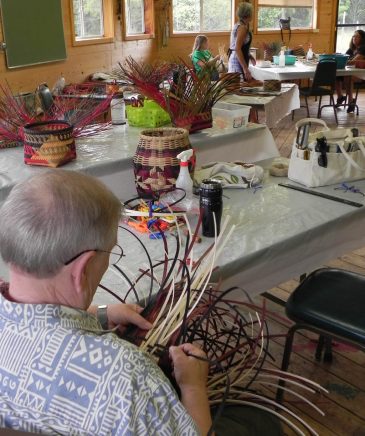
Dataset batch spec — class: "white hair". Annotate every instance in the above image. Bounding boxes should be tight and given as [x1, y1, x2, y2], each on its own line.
[0, 170, 122, 278]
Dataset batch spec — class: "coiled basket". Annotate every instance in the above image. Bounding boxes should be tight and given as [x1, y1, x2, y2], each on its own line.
[133, 127, 192, 197]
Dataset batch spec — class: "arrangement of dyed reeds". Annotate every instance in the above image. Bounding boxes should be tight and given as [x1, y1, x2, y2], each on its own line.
[0, 83, 112, 149]
[114, 57, 241, 132]
[99, 197, 327, 436]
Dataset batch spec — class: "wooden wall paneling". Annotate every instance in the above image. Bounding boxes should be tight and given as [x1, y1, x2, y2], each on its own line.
[151, 0, 337, 62]
[0, 0, 338, 92]
[0, 0, 154, 92]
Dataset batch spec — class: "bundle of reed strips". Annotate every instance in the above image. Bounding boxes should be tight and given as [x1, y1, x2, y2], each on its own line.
[115, 57, 241, 132]
[99, 200, 327, 436]
[0, 83, 112, 148]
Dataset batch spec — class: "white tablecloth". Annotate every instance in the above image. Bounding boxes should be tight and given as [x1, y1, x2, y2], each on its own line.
[0, 123, 278, 202]
[0, 123, 279, 281]
[221, 84, 300, 128]
[92, 164, 365, 304]
[250, 62, 365, 82]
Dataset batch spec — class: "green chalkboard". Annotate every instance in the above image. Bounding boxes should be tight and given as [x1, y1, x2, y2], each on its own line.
[1, 0, 67, 68]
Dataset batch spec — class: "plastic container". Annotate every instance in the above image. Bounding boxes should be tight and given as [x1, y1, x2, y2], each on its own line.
[306, 44, 314, 60]
[111, 93, 126, 125]
[212, 102, 250, 130]
[126, 99, 171, 128]
[318, 54, 350, 69]
[273, 55, 296, 65]
[176, 149, 194, 195]
[279, 50, 285, 67]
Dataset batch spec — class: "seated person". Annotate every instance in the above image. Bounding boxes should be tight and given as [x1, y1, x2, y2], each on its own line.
[336, 29, 365, 112]
[191, 34, 220, 80]
[0, 170, 211, 435]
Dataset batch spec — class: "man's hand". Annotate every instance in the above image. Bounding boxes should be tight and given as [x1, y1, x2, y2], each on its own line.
[169, 343, 209, 392]
[169, 344, 212, 434]
[107, 304, 153, 332]
[89, 304, 152, 333]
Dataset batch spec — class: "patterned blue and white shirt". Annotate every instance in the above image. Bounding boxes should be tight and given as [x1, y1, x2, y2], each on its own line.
[0, 289, 199, 435]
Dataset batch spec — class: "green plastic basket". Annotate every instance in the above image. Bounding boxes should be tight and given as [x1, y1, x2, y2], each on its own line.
[126, 100, 171, 127]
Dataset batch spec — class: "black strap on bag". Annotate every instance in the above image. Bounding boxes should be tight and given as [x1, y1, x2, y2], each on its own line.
[279, 17, 291, 45]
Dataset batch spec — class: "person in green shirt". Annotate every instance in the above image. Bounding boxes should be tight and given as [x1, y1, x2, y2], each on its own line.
[191, 35, 220, 80]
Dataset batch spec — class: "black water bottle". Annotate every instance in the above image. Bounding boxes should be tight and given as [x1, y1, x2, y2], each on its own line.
[200, 179, 223, 237]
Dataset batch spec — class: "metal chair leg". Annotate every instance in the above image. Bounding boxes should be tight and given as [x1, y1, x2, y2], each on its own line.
[299, 273, 307, 283]
[315, 335, 325, 361]
[317, 96, 323, 117]
[324, 336, 333, 363]
[331, 95, 338, 124]
[276, 325, 299, 404]
[305, 96, 310, 117]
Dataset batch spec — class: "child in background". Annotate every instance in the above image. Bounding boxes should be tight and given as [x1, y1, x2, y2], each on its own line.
[191, 35, 220, 79]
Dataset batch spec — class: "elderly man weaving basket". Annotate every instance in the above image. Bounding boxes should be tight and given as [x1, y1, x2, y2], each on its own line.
[0, 170, 211, 435]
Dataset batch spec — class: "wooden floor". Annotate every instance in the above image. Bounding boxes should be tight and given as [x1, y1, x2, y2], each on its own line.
[262, 90, 365, 436]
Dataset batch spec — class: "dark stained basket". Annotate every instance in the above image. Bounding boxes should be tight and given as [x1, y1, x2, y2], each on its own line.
[134, 127, 192, 197]
[23, 120, 76, 167]
[173, 111, 213, 134]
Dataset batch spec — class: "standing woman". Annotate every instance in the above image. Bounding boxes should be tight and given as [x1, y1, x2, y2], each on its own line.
[228, 2, 255, 81]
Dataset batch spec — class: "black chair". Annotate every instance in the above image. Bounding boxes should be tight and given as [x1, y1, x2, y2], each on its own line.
[293, 59, 338, 124]
[276, 268, 365, 403]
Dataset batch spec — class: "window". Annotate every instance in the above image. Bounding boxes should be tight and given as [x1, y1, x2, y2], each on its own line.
[73, 0, 104, 39]
[336, 0, 365, 53]
[257, 0, 316, 30]
[122, 0, 154, 40]
[173, 0, 232, 33]
[125, 0, 145, 35]
[71, 0, 114, 45]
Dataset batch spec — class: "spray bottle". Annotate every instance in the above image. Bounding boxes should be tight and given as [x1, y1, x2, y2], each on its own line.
[176, 149, 194, 196]
[307, 43, 314, 61]
[279, 47, 286, 67]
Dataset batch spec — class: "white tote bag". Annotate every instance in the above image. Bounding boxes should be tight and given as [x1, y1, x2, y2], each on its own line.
[288, 118, 365, 187]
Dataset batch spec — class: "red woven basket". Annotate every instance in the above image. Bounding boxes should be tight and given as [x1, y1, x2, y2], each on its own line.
[23, 120, 76, 168]
[134, 127, 192, 197]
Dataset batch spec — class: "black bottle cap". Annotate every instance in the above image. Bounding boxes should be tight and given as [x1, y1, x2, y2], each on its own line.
[200, 179, 222, 192]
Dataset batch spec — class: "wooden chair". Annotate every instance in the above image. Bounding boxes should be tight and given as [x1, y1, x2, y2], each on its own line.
[292, 59, 338, 124]
[276, 268, 365, 404]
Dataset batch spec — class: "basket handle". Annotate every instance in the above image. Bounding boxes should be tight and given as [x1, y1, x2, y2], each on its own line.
[338, 139, 365, 172]
[295, 118, 329, 132]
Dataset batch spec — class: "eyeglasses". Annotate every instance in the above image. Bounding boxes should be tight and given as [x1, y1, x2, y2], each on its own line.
[64, 244, 124, 266]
